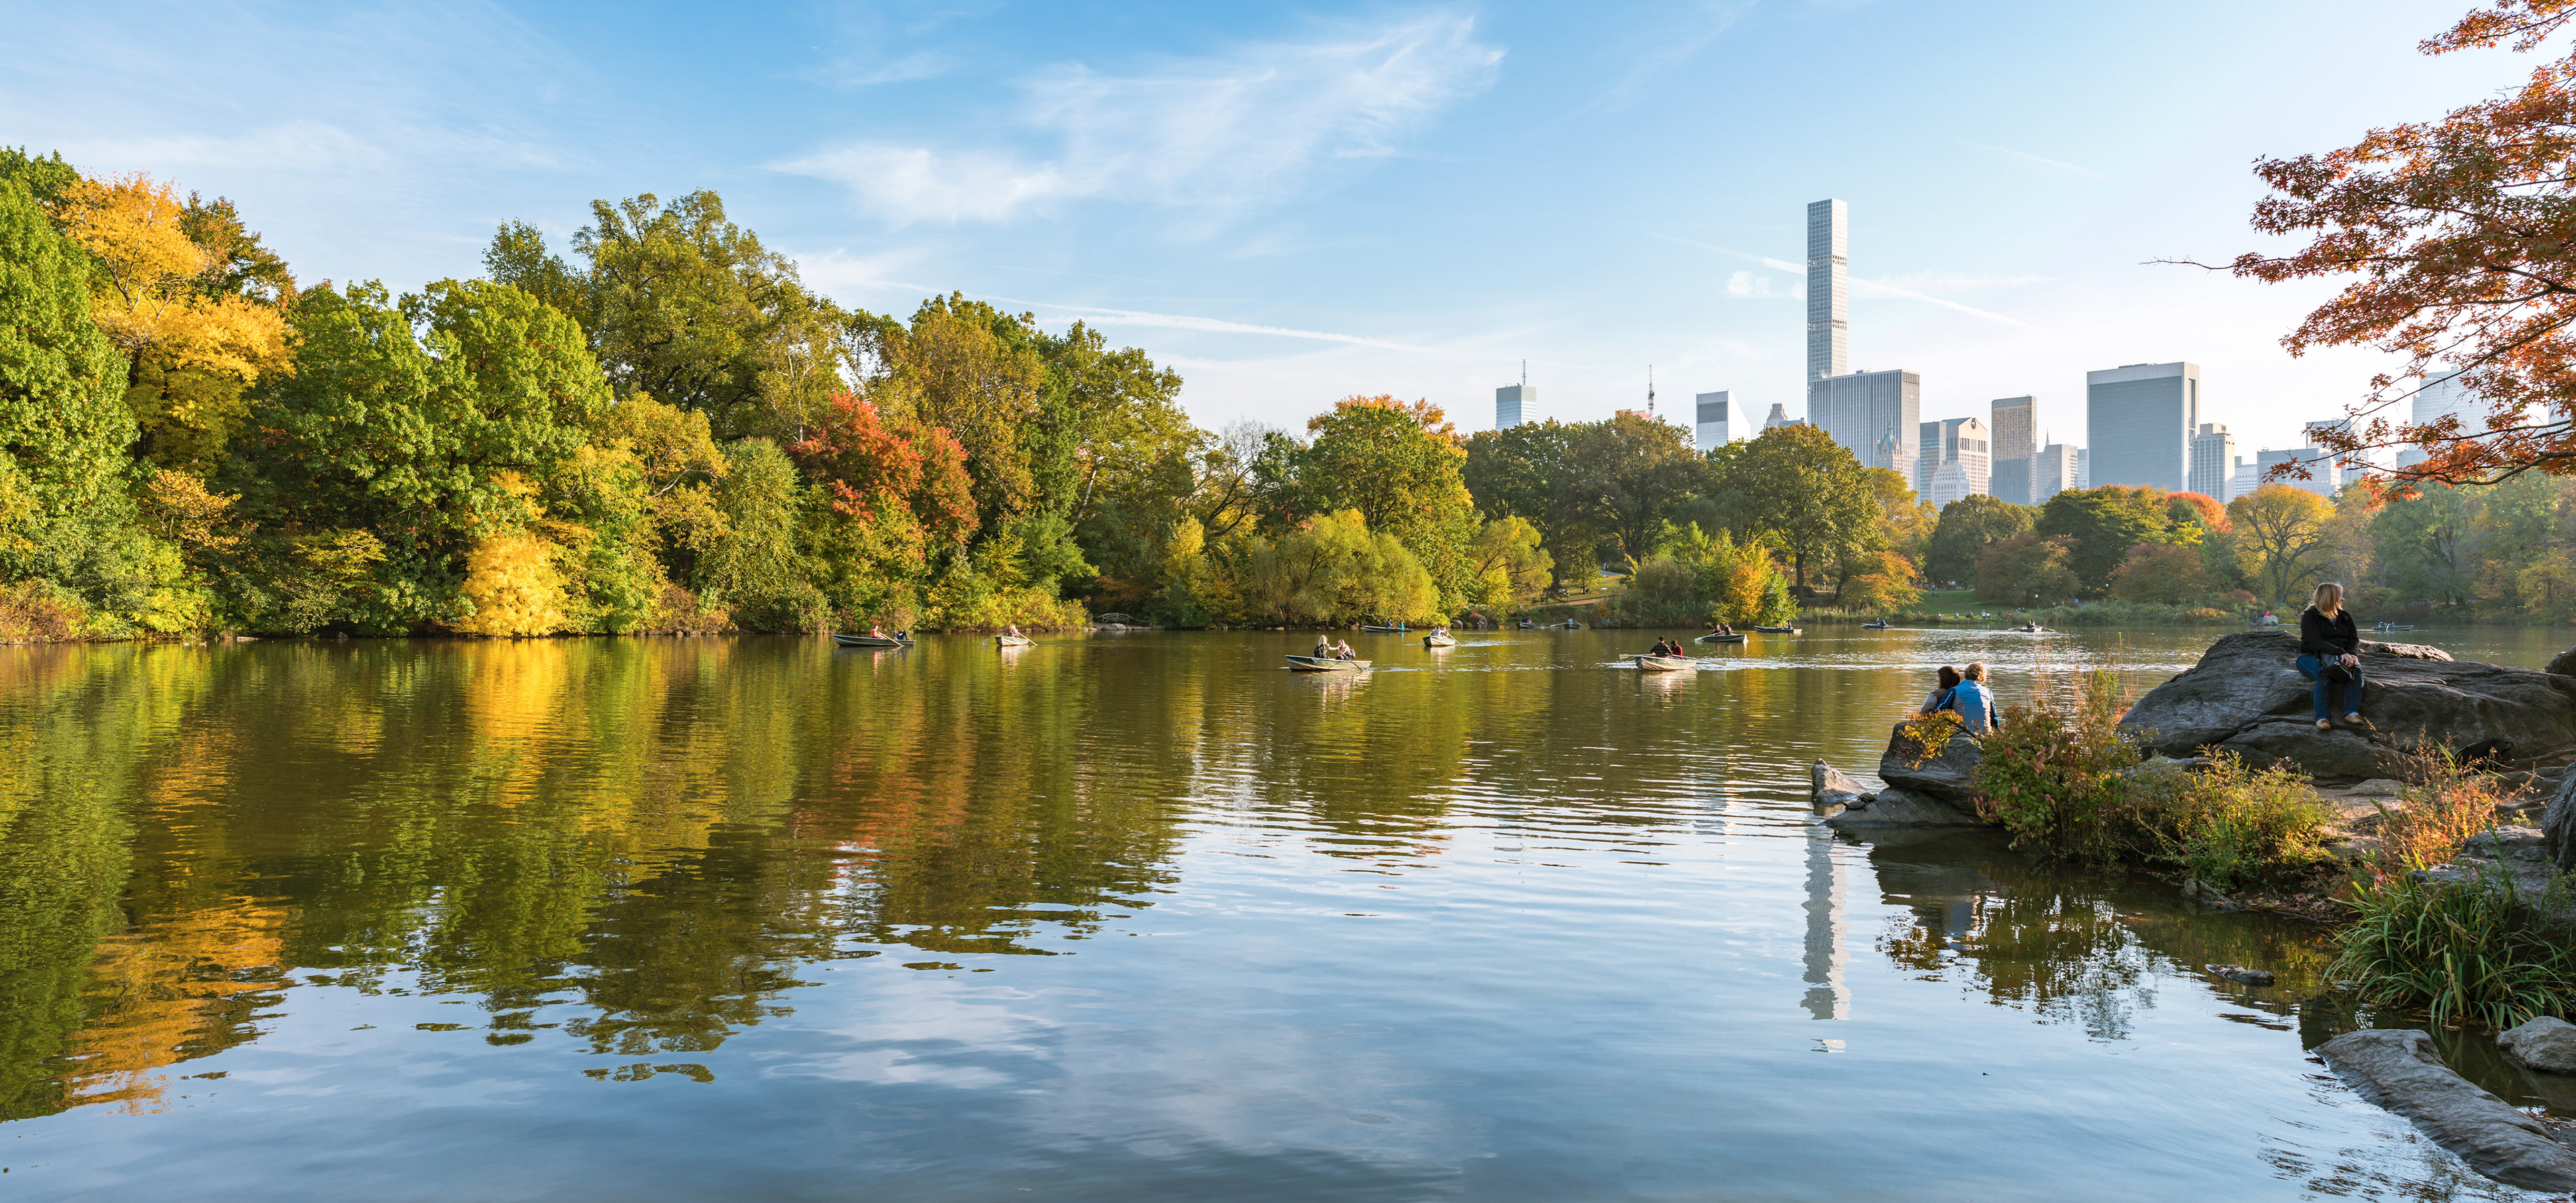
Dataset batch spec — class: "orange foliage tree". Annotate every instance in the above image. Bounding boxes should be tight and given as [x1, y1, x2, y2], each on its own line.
[788, 395, 977, 622]
[2224, 1, 2576, 487]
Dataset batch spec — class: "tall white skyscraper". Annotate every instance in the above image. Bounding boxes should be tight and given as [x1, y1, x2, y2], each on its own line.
[1916, 416, 1991, 507]
[2188, 423, 2235, 498]
[2085, 362, 2200, 490]
[1495, 381, 1534, 430]
[1694, 391, 1733, 452]
[1808, 368, 1919, 478]
[1807, 199, 1848, 382]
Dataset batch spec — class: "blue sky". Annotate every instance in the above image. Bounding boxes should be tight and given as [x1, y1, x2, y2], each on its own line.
[3, 0, 2536, 456]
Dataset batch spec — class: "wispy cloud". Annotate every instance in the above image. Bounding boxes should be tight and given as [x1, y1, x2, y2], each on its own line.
[1964, 142, 2111, 182]
[1010, 299, 1441, 353]
[1650, 233, 2046, 331]
[1556, 2, 1753, 121]
[777, 12, 1503, 224]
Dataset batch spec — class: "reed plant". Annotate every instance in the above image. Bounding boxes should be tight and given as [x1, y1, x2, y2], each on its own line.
[2330, 869, 2576, 1031]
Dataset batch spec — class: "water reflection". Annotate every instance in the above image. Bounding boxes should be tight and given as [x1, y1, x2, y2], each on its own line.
[0, 626, 2564, 1200]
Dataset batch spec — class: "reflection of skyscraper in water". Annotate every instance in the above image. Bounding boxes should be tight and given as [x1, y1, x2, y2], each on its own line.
[1802, 833, 1849, 1021]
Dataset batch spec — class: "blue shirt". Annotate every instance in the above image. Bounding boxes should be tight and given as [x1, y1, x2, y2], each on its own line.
[1948, 681, 2000, 731]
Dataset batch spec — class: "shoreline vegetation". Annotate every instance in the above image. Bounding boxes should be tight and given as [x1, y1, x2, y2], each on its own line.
[1902, 666, 2576, 1035]
[12, 152, 2576, 646]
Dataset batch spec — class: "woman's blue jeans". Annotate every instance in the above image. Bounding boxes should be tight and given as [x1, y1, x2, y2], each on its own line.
[2296, 653, 2363, 720]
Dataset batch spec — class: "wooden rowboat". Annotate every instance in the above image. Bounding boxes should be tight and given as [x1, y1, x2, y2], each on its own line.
[995, 634, 1033, 647]
[1359, 624, 1409, 634]
[1862, 621, 1890, 629]
[833, 633, 912, 649]
[1694, 632, 1748, 644]
[1286, 655, 1371, 672]
[1634, 654, 1695, 672]
[1754, 625, 1802, 635]
[1423, 633, 1456, 647]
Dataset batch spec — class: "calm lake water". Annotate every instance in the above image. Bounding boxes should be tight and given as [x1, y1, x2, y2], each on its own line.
[2, 623, 2571, 1201]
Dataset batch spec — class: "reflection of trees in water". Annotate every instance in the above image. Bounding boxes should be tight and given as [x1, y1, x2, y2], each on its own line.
[0, 636, 1205, 1120]
[1864, 832, 2339, 1043]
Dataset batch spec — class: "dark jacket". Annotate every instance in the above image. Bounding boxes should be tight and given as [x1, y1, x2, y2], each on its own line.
[2299, 605, 2359, 658]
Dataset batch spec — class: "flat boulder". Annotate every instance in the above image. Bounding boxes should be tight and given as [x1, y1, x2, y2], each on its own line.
[1823, 786, 1985, 829]
[2120, 631, 2576, 784]
[2319, 1028, 2576, 1191]
[1878, 722, 1981, 802]
[1811, 760, 1868, 808]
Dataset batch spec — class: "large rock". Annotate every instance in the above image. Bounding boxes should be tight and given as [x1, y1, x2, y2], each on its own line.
[2120, 631, 2576, 784]
[2500, 1016, 2576, 1075]
[1812, 760, 1867, 808]
[1878, 723, 1982, 802]
[2416, 826, 2558, 898]
[2544, 770, 2576, 874]
[1823, 786, 1984, 829]
[2548, 644, 2576, 678]
[2318, 1029, 2576, 1192]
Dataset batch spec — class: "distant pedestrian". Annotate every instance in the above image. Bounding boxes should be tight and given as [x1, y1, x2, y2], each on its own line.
[2297, 582, 2363, 729]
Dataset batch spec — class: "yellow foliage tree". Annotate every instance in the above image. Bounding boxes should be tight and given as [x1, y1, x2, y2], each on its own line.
[455, 533, 569, 636]
[2226, 484, 2338, 605]
[49, 173, 292, 464]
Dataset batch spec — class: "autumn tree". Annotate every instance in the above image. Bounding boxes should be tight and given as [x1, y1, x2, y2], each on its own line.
[2107, 543, 2218, 604]
[2221, 1, 2576, 485]
[788, 395, 977, 625]
[2227, 484, 2339, 605]
[1557, 411, 1705, 570]
[1467, 516, 1554, 611]
[1291, 396, 1480, 605]
[46, 172, 293, 467]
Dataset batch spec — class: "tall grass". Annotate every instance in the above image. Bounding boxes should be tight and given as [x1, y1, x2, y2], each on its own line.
[2330, 870, 2576, 1031]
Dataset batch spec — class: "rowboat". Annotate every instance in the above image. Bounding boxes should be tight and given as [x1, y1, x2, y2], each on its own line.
[1862, 621, 1890, 629]
[1359, 624, 1409, 634]
[1754, 625, 1802, 635]
[1543, 621, 1584, 630]
[834, 633, 911, 649]
[2012, 625, 2048, 633]
[1694, 632, 1748, 644]
[1634, 654, 1695, 672]
[1423, 633, 1457, 647]
[995, 634, 1033, 647]
[1286, 655, 1371, 672]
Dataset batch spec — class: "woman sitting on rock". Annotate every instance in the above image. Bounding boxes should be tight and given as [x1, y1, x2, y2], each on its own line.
[1918, 665, 1962, 717]
[2298, 582, 2364, 730]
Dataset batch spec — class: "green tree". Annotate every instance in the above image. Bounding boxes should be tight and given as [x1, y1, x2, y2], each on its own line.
[485, 192, 853, 442]
[1559, 411, 1705, 570]
[1292, 397, 1479, 606]
[2372, 482, 2478, 605]
[2107, 542, 2217, 603]
[1707, 423, 1876, 588]
[1923, 494, 2036, 588]
[1976, 533, 2081, 605]
[2037, 486, 2174, 592]
[1466, 516, 1554, 612]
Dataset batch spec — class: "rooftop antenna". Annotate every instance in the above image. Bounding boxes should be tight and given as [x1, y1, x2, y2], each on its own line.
[1647, 365, 1656, 419]
[1521, 360, 1527, 387]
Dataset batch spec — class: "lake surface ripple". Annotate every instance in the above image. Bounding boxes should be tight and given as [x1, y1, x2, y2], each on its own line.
[2, 625, 2567, 1200]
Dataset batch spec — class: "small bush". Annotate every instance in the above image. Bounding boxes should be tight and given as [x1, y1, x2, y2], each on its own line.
[2141, 754, 2332, 891]
[2373, 742, 2508, 877]
[1973, 669, 2141, 862]
[1973, 672, 2332, 888]
[2331, 870, 2576, 1031]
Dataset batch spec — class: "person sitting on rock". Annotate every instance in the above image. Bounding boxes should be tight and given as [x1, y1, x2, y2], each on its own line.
[1949, 662, 2002, 732]
[2298, 581, 2364, 729]
[1919, 665, 1962, 717]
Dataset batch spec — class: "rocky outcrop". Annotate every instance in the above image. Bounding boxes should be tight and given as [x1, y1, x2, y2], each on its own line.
[1878, 723, 1981, 802]
[2416, 826, 2558, 898]
[1811, 760, 1867, 808]
[2319, 1029, 2576, 1192]
[2543, 770, 2576, 874]
[1822, 786, 1986, 829]
[2547, 644, 2576, 678]
[2500, 1016, 2576, 1075]
[2121, 631, 2576, 784]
